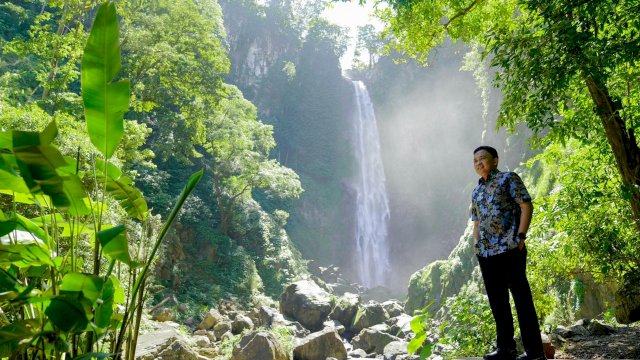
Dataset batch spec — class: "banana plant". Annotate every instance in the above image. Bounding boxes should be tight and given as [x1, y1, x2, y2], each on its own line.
[0, 2, 203, 359]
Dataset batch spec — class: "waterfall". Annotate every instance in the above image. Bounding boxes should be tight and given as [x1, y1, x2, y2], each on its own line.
[352, 80, 391, 288]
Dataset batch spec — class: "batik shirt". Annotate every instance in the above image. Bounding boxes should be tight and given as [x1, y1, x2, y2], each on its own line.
[471, 169, 532, 257]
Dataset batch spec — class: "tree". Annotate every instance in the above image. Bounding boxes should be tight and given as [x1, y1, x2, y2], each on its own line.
[356, 24, 383, 68]
[204, 85, 302, 235]
[378, 0, 640, 233]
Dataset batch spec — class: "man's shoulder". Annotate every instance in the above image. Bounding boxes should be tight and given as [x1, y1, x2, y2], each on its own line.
[498, 171, 523, 182]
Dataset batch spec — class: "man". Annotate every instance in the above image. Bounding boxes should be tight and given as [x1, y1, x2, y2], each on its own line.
[471, 146, 545, 360]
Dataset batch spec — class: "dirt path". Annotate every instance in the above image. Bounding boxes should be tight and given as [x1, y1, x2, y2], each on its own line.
[554, 325, 640, 359]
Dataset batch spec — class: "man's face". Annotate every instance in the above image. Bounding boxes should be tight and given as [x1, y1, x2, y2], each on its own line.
[473, 150, 498, 178]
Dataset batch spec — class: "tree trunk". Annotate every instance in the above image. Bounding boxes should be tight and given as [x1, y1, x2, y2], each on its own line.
[585, 75, 640, 234]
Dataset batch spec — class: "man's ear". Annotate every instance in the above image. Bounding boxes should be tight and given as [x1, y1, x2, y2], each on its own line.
[493, 157, 499, 167]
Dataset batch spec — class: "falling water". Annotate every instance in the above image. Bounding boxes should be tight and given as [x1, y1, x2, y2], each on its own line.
[352, 80, 391, 288]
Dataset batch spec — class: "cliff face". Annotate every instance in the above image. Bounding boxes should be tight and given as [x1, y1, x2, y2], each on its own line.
[219, 0, 357, 276]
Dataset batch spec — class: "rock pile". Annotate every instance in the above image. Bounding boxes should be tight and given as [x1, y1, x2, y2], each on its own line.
[136, 279, 420, 360]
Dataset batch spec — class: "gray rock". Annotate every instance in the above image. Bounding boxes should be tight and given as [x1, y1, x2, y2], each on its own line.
[213, 322, 232, 339]
[352, 328, 402, 355]
[353, 303, 389, 332]
[323, 319, 346, 335]
[381, 301, 405, 318]
[330, 292, 360, 330]
[231, 331, 289, 360]
[615, 270, 640, 324]
[348, 348, 368, 358]
[221, 331, 234, 342]
[157, 339, 200, 360]
[387, 314, 413, 339]
[293, 328, 347, 360]
[553, 324, 589, 338]
[259, 305, 288, 328]
[135, 323, 202, 360]
[135, 323, 182, 360]
[232, 314, 255, 335]
[192, 335, 211, 348]
[587, 320, 615, 335]
[280, 280, 333, 331]
[151, 307, 175, 322]
[383, 340, 409, 360]
[198, 308, 225, 330]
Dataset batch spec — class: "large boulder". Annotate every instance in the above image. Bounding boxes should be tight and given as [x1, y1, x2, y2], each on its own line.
[213, 322, 232, 339]
[135, 323, 201, 360]
[151, 307, 176, 322]
[353, 303, 389, 332]
[615, 270, 640, 324]
[198, 308, 225, 330]
[381, 301, 404, 318]
[280, 280, 333, 331]
[292, 328, 347, 360]
[330, 292, 360, 330]
[232, 314, 255, 334]
[231, 331, 289, 360]
[352, 328, 402, 355]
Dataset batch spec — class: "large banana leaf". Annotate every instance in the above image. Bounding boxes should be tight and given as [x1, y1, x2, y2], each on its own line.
[82, 1, 129, 159]
[13, 123, 69, 208]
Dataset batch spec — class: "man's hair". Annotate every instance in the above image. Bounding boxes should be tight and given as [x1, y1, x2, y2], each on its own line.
[473, 146, 499, 158]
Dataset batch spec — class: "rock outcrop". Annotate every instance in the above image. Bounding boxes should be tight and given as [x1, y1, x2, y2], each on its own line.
[615, 270, 640, 324]
[231, 331, 289, 360]
[280, 280, 333, 331]
[292, 328, 347, 360]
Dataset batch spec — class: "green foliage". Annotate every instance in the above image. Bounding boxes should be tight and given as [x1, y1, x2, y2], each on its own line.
[0, 3, 203, 359]
[438, 294, 496, 359]
[406, 304, 435, 359]
[527, 141, 639, 278]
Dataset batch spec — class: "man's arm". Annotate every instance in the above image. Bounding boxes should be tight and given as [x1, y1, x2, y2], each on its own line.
[473, 220, 480, 243]
[517, 201, 533, 249]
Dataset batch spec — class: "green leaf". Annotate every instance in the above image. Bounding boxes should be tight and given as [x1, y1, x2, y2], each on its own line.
[94, 277, 116, 329]
[0, 154, 30, 194]
[59, 273, 104, 304]
[0, 132, 12, 150]
[82, 1, 129, 159]
[0, 217, 52, 267]
[419, 342, 434, 360]
[410, 313, 427, 334]
[97, 225, 133, 265]
[62, 174, 90, 216]
[12, 128, 71, 208]
[14, 213, 50, 247]
[0, 320, 39, 357]
[95, 166, 148, 220]
[407, 332, 427, 354]
[45, 295, 91, 332]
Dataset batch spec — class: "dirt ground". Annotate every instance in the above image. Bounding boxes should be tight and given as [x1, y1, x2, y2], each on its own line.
[554, 325, 640, 359]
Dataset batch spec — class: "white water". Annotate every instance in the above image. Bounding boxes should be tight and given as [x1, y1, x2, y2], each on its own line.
[352, 80, 391, 288]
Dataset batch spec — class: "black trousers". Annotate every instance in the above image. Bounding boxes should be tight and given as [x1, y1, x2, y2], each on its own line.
[477, 246, 543, 356]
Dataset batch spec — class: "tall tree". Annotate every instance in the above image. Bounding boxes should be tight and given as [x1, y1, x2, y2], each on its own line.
[378, 0, 640, 232]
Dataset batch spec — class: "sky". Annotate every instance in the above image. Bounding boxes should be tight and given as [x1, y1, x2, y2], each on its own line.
[321, 1, 383, 70]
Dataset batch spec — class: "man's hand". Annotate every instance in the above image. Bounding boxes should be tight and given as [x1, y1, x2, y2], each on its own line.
[518, 240, 525, 250]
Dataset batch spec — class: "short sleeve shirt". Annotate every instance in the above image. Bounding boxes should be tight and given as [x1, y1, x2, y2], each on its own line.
[471, 169, 532, 257]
